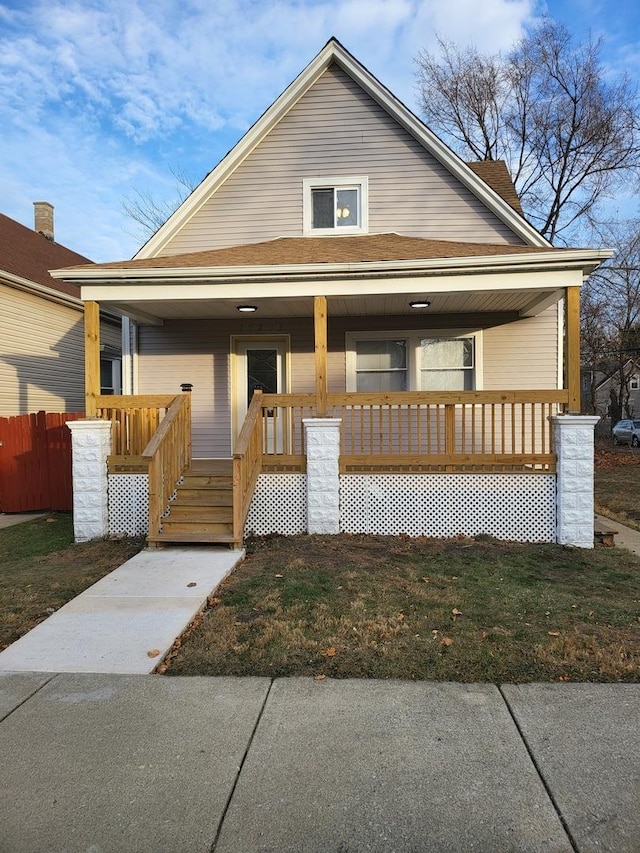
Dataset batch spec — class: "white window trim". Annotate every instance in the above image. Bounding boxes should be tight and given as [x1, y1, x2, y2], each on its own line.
[345, 329, 483, 392]
[303, 176, 369, 236]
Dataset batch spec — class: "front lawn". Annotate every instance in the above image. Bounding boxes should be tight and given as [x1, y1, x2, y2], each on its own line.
[595, 443, 640, 532]
[163, 534, 640, 683]
[0, 514, 144, 650]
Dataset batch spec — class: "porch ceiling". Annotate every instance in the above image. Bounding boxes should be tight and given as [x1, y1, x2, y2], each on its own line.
[109, 287, 562, 323]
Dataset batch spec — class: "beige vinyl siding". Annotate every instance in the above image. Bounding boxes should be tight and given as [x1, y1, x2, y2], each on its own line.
[163, 64, 523, 255]
[100, 318, 122, 352]
[483, 306, 559, 389]
[0, 284, 84, 415]
[139, 311, 557, 457]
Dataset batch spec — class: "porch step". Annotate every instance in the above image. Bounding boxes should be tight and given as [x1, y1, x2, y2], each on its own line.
[161, 519, 233, 535]
[175, 487, 233, 503]
[180, 475, 233, 488]
[148, 532, 237, 546]
[167, 505, 233, 521]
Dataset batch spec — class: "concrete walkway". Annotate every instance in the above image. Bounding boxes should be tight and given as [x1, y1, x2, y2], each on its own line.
[0, 547, 244, 674]
[0, 674, 637, 852]
[596, 513, 640, 556]
[0, 511, 46, 529]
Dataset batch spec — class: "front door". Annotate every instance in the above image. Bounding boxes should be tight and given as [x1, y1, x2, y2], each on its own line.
[233, 338, 288, 452]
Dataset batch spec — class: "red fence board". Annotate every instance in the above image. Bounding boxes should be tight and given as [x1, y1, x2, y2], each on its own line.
[0, 411, 84, 512]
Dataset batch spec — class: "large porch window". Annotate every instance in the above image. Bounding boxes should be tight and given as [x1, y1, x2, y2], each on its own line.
[347, 330, 480, 392]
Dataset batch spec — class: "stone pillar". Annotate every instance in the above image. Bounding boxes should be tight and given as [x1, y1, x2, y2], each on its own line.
[303, 418, 341, 534]
[66, 420, 112, 542]
[551, 414, 600, 548]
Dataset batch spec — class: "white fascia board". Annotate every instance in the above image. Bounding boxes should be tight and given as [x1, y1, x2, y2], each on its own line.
[134, 39, 550, 260]
[80, 269, 582, 304]
[55, 248, 612, 286]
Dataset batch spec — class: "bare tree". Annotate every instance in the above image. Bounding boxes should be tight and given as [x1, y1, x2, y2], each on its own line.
[121, 167, 198, 241]
[583, 220, 640, 418]
[416, 20, 640, 243]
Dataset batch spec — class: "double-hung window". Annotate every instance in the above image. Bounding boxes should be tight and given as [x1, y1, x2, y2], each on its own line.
[303, 177, 368, 235]
[347, 331, 480, 392]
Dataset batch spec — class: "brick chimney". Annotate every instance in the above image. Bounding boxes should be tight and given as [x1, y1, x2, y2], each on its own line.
[34, 202, 54, 241]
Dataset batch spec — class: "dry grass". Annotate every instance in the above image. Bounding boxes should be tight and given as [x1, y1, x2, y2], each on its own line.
[594, 442, 640, 531]
[164, 534, 640, 683]
[0, 514, 144, 650]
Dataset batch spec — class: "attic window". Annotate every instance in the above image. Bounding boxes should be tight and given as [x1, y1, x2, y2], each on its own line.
[303, 177, 368, 235]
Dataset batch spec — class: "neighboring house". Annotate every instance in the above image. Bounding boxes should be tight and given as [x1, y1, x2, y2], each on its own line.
[0, 204, 122, 416]
[54, 39, 609, 548]
[582, 358, 640, 420]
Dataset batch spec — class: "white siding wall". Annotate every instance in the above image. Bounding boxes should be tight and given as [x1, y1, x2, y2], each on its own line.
[164, 64, 523, 254]
[0, 284, 85, 415]
[138, 310, 558, 457]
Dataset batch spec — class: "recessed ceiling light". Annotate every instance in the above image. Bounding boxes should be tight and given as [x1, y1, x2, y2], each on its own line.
[237, 305, 258, 312]
[409, 300, 431, 309]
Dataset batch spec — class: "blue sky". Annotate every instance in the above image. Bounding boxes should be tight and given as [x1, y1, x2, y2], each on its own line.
[1, 0, 639, 261]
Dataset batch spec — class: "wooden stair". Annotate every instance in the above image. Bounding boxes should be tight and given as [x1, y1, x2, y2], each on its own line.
[148, 459, 238, 546]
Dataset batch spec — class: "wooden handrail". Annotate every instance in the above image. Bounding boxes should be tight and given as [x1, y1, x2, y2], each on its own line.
[232, 391, 264, 546]
[143, 394, 191, 540]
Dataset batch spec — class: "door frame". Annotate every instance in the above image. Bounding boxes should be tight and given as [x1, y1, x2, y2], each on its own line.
[231, 335, 291, 449]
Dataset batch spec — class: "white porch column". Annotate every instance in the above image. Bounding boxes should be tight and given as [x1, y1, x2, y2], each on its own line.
[551, 414, 600, 548]
[303, 418, 341, 534]
[66, 419, 112, 543]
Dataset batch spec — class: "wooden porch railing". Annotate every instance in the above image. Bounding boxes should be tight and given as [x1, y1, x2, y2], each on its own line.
[96, 394, 177, 457]
[232, 390, 265, 545]
[259, 390, 569, 472]
[142, 394, 192, 539]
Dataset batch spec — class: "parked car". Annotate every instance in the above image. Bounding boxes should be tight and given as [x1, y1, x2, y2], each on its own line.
[612, 419, 640, 446]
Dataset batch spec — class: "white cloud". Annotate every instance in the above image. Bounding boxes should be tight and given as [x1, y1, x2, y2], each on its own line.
[11, 0, 636, 260]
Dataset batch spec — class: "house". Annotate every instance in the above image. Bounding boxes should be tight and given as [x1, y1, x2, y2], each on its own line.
[0, 204, 122, 416]
[53, 39, 608, 548]
[582, 358, 640, 423]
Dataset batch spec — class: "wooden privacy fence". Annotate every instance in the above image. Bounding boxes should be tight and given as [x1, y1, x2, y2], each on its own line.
[0, 411, 84, 512]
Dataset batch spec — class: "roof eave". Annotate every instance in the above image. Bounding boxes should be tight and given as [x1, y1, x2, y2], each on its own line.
[51, 248, 612, 286]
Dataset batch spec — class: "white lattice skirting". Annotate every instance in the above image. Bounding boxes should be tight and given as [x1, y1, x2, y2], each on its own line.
[340, 474, 556, 542]
[108, 474, 149, 536]
[245, 474, 307, 536]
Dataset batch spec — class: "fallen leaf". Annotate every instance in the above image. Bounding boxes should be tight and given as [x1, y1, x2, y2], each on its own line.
[314, 674, 326, 681]
[187, 582, 197, 588]
[322, 647, 337, 657]
[275, 573, 284, 578]
[548, 631, 560, 637]
[440, 636, 454, 647]
[45, 517, 56, 523]
[208, 596, 222, 607]
[397, 613, 405, 621]
[422, 577, 430, 583]
[452, 608, 463, 619]
[559, 674, 570, 682]
[147, 649, 161, 658]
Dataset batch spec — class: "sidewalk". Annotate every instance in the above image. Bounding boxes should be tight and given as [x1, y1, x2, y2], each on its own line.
[0, 674, 638, 852]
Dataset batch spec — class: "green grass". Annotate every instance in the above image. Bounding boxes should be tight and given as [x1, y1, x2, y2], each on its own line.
[595, 461, 640, 532]
[164, 534, 640, 683]
[0, 514, 144, 650]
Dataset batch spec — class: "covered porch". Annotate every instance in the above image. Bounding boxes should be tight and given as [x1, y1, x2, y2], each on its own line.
[50, 233, 609, 547]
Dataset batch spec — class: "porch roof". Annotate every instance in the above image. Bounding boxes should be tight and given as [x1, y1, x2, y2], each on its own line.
[56, 232, 602, 275]
[51, 233, 611, 325]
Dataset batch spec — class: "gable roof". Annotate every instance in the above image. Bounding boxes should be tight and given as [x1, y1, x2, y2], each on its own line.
[136, 38, 549, 260]
[0, 212, 91, 301]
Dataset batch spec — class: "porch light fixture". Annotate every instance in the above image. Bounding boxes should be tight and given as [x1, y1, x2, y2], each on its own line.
[237, 304, 258, 312]
[409, 299, 431, 309]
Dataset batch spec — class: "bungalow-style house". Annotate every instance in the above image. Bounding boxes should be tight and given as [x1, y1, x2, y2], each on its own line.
[53, 39, 608, 548]
[582, 358, 640, 422]
[0, 204, 122, 415]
